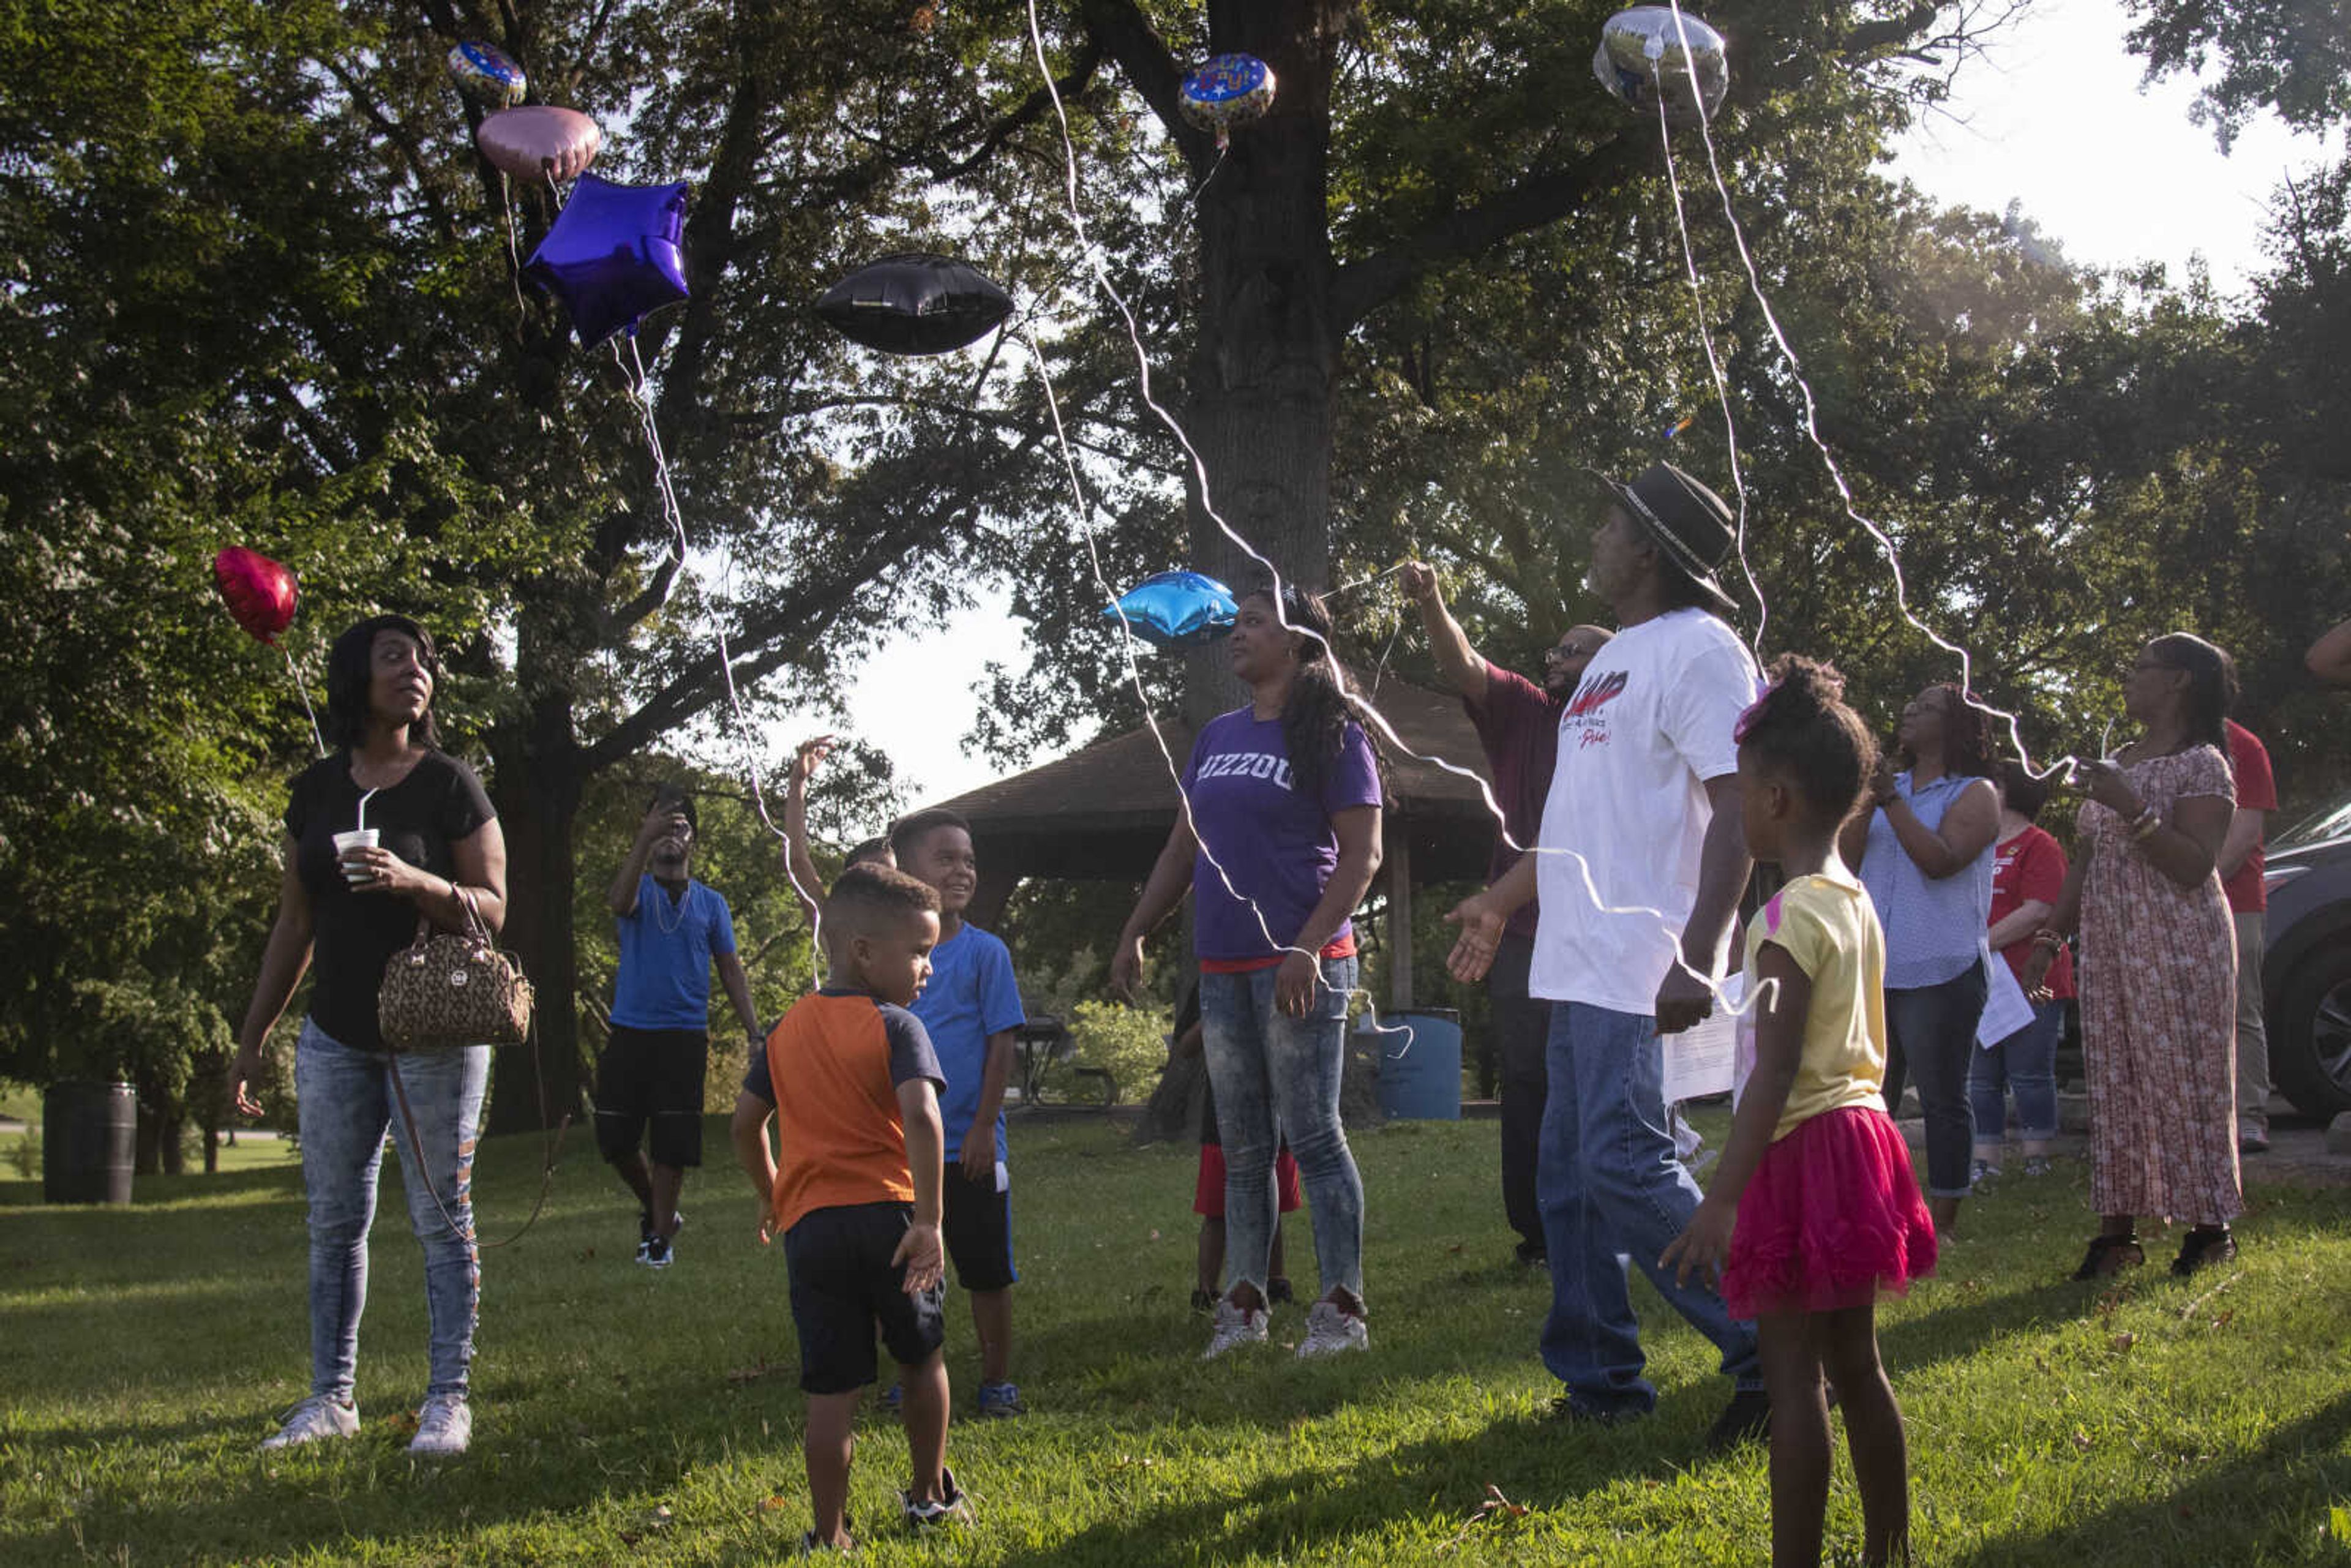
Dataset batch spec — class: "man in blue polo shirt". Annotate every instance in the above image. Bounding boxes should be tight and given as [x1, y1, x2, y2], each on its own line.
[599, 788, 763, 1268]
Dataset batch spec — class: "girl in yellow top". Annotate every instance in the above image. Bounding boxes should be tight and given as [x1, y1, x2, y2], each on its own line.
[1663, 656, 1936, 1568]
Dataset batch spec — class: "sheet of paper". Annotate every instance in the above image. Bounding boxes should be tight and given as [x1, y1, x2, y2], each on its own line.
[1976, 948, 2035, 1048]
[1662, 973, 1743, 1104]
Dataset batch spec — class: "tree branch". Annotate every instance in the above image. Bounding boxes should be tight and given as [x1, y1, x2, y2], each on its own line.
[1329, 134, 1652, 332]
[585, 479, 1000, 770]
[316, 56, 459, 250]
[728, 394, 1178, 477]
[1076, 0, 1218, 176]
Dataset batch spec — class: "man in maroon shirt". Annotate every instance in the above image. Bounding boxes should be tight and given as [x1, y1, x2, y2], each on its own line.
[1403, 561, 1610, 1264]
[2222, 718, 2279, 1152]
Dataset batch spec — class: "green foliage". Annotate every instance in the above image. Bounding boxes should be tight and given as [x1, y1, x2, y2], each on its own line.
[4, 1125, 35, 1181]
[1065, 998, 1169, 1104]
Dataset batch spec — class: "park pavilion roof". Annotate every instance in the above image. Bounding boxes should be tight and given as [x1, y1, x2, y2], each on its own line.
[929, 679, 1504, 886]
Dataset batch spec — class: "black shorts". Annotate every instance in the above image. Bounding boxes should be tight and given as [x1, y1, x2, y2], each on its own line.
[784, 1202, 947, 1395]
[942, 1162, 1018, 1292]
[594, 1025, 708, 1168]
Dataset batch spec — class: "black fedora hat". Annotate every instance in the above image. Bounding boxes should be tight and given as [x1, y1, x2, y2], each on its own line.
[1605, 460, 1738, 613]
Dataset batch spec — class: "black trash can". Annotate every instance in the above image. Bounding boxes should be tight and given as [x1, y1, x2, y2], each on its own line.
[43, 1081, 137, 1205]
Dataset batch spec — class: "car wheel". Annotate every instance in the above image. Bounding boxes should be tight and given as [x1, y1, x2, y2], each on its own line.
[2271, 938, 2351, 1119]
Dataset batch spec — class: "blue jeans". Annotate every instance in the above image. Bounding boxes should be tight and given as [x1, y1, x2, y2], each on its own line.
[296, 1019, 488, 1401]
[1539, 1003, 1760, 1413]
[1968, 997, 2063, 1142]
[1881, 959, 1987, 1197]
[1197, 956, 1364, 1304]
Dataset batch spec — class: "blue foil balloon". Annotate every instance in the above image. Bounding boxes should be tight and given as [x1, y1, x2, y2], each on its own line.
[523, 173, 691, 347]
[1103, 571, 1239, 650]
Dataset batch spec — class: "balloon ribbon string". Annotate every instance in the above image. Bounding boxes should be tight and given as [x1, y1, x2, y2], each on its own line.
[613, 333, 827, 988]
[281, 642, 326, 759]
[1658, 1, 2074, 779]
[1020, 6, 1770, 1039]
[499, 172, 528, 323]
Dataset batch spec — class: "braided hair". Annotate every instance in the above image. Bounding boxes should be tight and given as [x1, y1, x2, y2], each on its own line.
[1736, 655, 1879, 825]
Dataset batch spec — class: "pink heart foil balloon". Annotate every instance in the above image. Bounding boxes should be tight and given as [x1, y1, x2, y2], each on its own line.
[212, 547, 298, 645]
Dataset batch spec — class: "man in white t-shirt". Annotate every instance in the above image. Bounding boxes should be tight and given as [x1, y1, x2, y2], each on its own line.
[1446, 461, 1767, 1450]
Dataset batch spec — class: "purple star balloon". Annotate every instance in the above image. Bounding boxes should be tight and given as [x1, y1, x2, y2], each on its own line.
[523, 173, 691, 347]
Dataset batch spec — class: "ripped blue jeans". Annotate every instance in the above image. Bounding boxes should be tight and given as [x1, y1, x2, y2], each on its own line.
[296, 1019, 487, 1401]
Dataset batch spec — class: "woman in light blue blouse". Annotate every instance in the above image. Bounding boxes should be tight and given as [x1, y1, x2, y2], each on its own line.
[1841, 683, 2001, 1234]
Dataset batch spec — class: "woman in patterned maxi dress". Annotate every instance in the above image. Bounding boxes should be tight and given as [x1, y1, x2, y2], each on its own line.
[2024, 635, 2241, 1280]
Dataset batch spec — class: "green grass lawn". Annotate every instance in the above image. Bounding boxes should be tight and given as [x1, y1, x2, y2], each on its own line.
[4, 1116, 2349, 1566]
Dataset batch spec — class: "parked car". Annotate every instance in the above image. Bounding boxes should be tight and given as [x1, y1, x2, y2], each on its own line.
[2262, 792, 2351, 1117]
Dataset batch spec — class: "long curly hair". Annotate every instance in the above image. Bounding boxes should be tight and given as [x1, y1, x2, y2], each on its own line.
[1243, 582, 1374, 803]
[1736, 655, 1878, 824]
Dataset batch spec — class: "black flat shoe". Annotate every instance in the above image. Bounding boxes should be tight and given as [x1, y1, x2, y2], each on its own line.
[2171, 1227, 2236, 1277]
[2071, 1234, 2144, 1280]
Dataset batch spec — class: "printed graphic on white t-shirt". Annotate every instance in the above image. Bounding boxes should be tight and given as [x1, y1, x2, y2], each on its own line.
[1529, 609, 1760, 1013]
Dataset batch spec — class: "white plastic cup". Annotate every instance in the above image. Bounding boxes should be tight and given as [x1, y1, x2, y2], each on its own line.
[332, 828, 380, 885]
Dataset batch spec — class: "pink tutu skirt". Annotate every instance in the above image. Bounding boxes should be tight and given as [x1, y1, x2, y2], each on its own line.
[1720, 1105, 1937, 1320]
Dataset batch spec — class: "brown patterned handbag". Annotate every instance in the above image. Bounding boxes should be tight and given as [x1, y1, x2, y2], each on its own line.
[378, 886, 534, 1049]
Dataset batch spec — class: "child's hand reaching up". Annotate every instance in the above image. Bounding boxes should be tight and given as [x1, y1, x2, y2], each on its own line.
[893, 1220, 945, 1296]
[1660, 1196, 1736, 1289]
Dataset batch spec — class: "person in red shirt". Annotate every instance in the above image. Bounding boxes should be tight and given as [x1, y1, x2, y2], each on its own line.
[1401, 561, 1610, 1267]
[1968, 762, 2074, 1181]
[2222, 718, 2278, 1152]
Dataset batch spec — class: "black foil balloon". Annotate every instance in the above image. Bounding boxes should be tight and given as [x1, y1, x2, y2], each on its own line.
[815, 253, 1013, 356]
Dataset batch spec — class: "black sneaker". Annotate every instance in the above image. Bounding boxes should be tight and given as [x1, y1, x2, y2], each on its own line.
[1266, 1275, 1296, 1305]
[1514, 1239, 1548, 1267]
[641, 1233, 672, 1269]
[637, 1210, 655, 1263]
[1190, 1287, 1218, 1315]
[900, 1466, 972, 1529]
[1704, 1388, 1772, 1452]
[2171, 1226, 2237, 1277]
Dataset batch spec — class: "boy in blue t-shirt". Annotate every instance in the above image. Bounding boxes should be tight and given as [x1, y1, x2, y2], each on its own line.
[599, 788, 763, 1269]
[888, 808, 1028, 1418]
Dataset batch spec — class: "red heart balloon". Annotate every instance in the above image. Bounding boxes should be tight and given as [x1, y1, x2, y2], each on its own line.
[212, 547, 298, 645]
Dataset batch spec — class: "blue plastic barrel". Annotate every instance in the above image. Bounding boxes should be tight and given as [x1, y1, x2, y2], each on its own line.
[1375, 1010, 1463, 1120]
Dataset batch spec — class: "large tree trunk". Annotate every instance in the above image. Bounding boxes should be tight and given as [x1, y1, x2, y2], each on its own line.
[486, 685, 588, 1138]
[1180, 4, 1347, 724]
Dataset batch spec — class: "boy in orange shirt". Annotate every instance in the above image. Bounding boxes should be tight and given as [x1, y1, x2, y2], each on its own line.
[732, 863, 964, 1551]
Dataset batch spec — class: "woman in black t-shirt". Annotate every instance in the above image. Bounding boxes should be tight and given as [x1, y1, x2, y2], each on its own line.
[230, 613, 507, 1458]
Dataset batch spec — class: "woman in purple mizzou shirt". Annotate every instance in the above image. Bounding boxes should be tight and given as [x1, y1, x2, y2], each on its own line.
[1114, 583, 1385, 1362]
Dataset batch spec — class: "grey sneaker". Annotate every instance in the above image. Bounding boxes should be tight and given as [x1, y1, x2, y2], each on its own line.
[260, 1394, 358, 1450]
[1295, 1299, 1369, 1358]
[1970, 1158, 2001, 1188]
[408, 1392, 471, 1457]
[1202, 1297, 1269, 1359]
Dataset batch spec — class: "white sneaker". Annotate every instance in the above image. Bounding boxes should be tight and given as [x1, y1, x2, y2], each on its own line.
[1296, 1299, 1369, 1358]
[1201, 1298, 1269, 1359]
[408, 1392, 471, 1457]
[260, 1394, 358, 1450]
